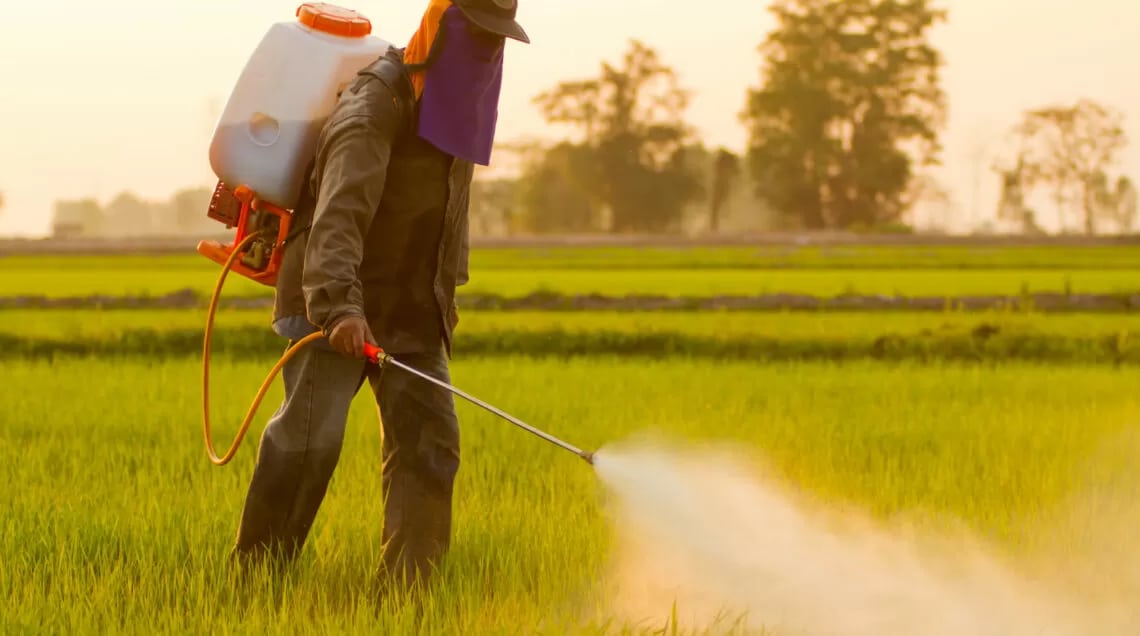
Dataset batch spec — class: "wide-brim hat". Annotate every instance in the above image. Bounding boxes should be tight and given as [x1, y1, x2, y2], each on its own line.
[452, 0, 530, 44]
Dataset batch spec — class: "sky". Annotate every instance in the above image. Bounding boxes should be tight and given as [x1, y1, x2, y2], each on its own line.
[0, 0, 1137, 237]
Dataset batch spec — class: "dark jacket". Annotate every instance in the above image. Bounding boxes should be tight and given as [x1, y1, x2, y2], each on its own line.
[272, 47, 473, 357]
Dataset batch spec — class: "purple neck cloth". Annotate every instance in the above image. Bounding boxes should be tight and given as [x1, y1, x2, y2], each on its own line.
[416, 6, 505, 166]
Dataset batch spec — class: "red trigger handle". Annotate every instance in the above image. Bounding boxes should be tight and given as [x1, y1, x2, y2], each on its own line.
[363, 342, 386, 364]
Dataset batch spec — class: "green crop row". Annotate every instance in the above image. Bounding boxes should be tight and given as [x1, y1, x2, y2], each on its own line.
[3, 308, 1139, 342]
[3, 323, 1136, 365]
[2, 265, 1138, 300]
[6, 242, 1140, 270]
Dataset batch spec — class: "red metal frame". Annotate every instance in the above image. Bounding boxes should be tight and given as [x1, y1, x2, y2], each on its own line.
[197, 182, 292, 287]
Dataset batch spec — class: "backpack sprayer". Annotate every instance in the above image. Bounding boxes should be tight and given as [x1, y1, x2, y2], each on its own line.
[198, 3, 594, 468]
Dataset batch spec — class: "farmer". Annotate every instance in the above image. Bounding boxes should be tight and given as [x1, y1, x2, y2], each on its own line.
[229, 0, 529, 590]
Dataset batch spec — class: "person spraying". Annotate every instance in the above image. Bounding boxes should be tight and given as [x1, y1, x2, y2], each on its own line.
[229, 0, 531, 592]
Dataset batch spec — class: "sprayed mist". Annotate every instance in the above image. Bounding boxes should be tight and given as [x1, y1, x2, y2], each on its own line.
[590, 438, 1139, 636]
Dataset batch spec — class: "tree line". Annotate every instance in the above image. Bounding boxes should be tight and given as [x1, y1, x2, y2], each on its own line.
[49, 188, 218, 239]
[42, 0, 1136, 239]
[475, 0, 1134, 236]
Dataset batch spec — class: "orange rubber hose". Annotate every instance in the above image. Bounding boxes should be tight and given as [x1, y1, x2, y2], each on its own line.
[201, 233, 323, 466]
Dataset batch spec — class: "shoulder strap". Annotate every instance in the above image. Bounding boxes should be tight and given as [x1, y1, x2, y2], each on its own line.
[355, 46, 417, 134]
[287, 48, 415, 240]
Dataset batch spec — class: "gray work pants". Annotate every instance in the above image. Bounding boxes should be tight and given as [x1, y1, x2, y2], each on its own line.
[231, 338, 460, 588]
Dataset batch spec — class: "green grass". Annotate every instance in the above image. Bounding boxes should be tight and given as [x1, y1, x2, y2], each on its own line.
[464, 243, 1139, 269]
[2, 243, 1137, 631]
[3, 307, 1138, 341]
[2, 263, 1138, 300]
[2, 356, 1138, 633]
[2, 308, 1138, 366]
[462, 269, 1139, 298]
[6, 243, 1140, 270]
[2, 248, 1137, 300]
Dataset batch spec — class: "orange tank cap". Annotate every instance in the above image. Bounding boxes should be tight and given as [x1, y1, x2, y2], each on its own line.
[296, 3, 372, 38]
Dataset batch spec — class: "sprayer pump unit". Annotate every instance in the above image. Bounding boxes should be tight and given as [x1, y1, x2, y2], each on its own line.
[196, 181, 292, 287]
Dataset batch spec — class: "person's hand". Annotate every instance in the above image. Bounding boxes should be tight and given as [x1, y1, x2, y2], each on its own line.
[327, 315, 375, 359]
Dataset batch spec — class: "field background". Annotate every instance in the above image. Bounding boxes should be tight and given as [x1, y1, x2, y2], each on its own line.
[2, 235, 1138, 634]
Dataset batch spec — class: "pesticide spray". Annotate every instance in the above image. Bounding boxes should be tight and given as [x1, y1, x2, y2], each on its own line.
[257, 344, 1139, 636]
[587, 437, 1140, 636]
[330, 373, 1138, 636]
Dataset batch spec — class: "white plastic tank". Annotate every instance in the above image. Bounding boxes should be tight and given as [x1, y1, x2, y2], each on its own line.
[208, 3, 392, 210]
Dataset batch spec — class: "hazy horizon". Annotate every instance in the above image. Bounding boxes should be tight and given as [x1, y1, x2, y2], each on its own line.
[1, 0, 1137, 238]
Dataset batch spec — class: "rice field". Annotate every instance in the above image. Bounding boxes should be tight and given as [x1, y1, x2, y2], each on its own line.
[5, 265, 1139, 299]
[2, 241, 1138, 634]
[2, 247, 1138, 299]
[3, 305, 1140, 338]
[3, 357, 1138, 634]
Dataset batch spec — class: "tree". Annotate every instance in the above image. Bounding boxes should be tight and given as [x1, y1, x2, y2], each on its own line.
[741, 0, 948, 230]
[1114, 176, 1137, 233]
[513, 141, 600, 233]
[992, 154, 1043, 234]
[709, 149, 740, 233]
[1008, 99, 1127, 234]
[531, 39, 704, 233]
[468, 175, 518, 237]
[169, 187, 213, 233]
[1090, 174, 1137, 234]
[103, 192, 153, 237]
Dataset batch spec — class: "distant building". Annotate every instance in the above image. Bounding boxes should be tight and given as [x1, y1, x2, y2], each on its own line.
[49, 186, 223, 238]
[51, 199, 103, 238]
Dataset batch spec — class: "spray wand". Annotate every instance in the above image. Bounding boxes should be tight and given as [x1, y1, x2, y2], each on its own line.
[363, 343, 595, 465]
